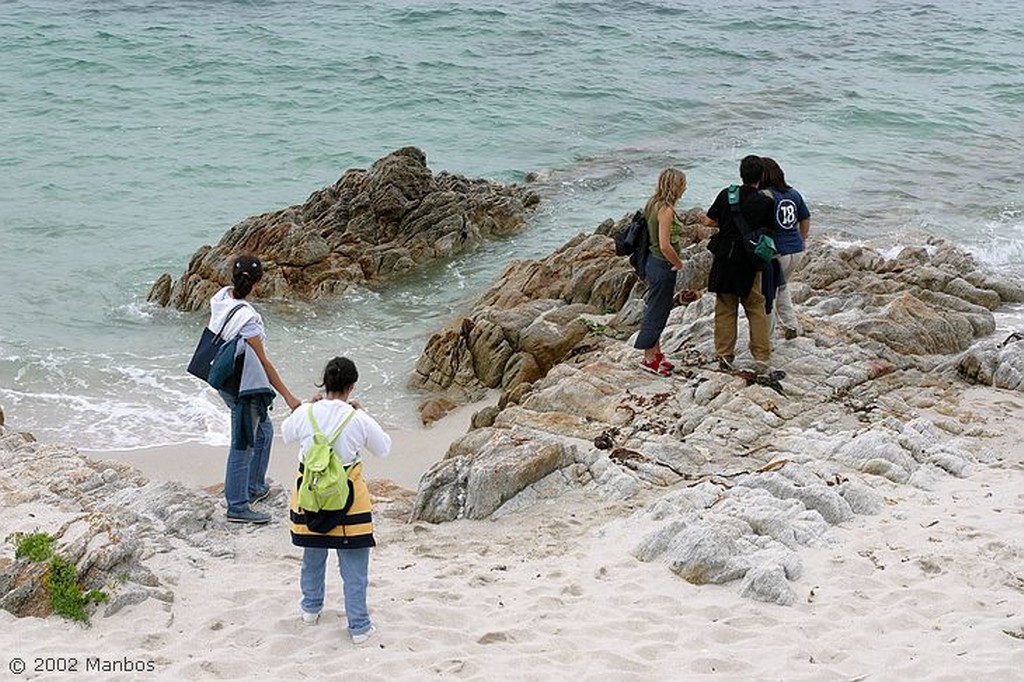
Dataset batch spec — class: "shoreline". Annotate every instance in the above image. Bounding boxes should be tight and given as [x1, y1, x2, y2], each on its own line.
[88, 396, 491, 491]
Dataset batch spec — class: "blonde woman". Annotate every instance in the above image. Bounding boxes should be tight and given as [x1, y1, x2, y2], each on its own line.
[635, 168, 698, 376]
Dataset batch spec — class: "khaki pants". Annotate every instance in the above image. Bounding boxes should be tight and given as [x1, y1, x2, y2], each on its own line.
[714, 272, 770, 363]
[769, 252, 804, 337]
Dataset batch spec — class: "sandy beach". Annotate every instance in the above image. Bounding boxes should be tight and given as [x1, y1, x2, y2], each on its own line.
[0, 385, 1021, 681]
[91, 396, 490, 492]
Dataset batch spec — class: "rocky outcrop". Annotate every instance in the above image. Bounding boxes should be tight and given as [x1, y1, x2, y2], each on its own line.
[0, 426, 238, 620]
[409, 230, 1016, 604]
[410, 216, 713, 404]
[410, 225, 1019, 414]
[148, 147, 539, 311]
[957, 332, 1024, 392]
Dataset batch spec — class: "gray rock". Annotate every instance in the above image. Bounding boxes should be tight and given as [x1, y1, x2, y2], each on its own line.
[838, 481, 883, 515]
[411, 427, 576, 522]
[958, 333, 1024, 392]
[665, 525, 750, 585]
[736, 471, 854, 525]
[740, 564, 797, 606]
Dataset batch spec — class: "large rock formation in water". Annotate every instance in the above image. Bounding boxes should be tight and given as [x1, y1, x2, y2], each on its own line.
[148, 147, 539, 312]
[409, 225, 1024, 604]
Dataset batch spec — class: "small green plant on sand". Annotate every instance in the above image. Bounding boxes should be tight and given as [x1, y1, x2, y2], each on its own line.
[7, 530, 108, 624]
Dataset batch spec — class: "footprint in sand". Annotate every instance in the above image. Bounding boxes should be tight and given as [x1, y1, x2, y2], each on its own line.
[477, 631, 513, 645]
[560, 583, 584, 597]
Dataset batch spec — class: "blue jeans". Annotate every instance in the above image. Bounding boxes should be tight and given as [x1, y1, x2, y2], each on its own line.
[219, 390, 273, 514]
[300, 547, 372, 635]
[634, 256, 678, 350]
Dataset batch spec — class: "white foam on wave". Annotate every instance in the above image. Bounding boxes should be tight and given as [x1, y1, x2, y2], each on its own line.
[0, 345, 233, 450]
[965, 213, 1024, 269]
[993, 303, 1024, 336]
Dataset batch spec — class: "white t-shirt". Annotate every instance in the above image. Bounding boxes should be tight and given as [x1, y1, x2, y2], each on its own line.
[281, 399, 391, 466]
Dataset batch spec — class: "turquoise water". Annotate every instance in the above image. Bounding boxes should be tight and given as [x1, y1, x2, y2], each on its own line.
[1, 0, 1023, 448]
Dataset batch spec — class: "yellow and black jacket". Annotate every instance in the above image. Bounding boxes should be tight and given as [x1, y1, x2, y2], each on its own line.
[290, 461, 374, 549]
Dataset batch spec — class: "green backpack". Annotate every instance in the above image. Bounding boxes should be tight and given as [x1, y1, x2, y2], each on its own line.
[297, 405, 356, 513]
[728, 184, 777, 266]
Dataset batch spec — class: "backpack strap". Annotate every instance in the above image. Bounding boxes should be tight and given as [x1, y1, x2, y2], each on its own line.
[727, 184, 756, 242]
[306, 404, 357, 446]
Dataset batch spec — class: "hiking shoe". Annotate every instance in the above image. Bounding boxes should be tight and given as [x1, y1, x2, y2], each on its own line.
[351, 625, 376, 645]
[639, 358, 671, 377]
[301, 610, 321, 626]
[717, 356, 735, 372]
[655, 352, 675, 372]
[226, 508, 271, 524]
[751, 361, 771, 375]
[782, 327, 798, 340]
[249, 488, 271, 505]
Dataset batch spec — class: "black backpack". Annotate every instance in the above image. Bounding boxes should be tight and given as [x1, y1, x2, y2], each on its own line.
[614, 210, 650, 279]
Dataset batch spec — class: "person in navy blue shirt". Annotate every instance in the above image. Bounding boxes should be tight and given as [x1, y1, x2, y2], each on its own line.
[760, 157, 810, 340]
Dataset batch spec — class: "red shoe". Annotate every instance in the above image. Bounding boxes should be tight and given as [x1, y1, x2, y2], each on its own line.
[655, 352, 675, 372]
[639, 358, 671, 377]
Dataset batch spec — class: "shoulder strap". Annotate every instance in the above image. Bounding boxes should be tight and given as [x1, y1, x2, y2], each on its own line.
[327, 408, 356, 443]
[215, 303, 250, 337]
[307, 404, 323, 437]
[307, 404, 356, 444]
[727, 185, 754, 239]
[728, 184, 741, 206]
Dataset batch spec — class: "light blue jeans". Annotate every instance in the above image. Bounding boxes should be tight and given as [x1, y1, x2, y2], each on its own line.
[300, 547, 372, 635]
[219, 391, 273, 514]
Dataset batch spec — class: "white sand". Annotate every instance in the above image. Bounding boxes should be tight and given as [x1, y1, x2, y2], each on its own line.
[1, 388, 1023, 681]
[91, 397, 489, 491]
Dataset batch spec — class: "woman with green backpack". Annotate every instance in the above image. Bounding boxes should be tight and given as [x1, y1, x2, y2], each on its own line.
[281, 356, 392, 645]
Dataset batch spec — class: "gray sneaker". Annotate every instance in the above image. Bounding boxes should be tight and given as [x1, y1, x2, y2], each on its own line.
[226, 508, 271, 524]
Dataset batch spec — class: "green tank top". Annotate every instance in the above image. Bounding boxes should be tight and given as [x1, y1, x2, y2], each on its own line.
[647, 206, 683, 260]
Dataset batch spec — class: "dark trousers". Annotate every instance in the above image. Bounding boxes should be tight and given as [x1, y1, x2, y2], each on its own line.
[634, 256, 677, 350]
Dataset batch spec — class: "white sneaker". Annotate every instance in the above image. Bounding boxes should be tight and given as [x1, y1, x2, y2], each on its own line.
[301, 610, 320, 625]
[351, 625, 376, 644]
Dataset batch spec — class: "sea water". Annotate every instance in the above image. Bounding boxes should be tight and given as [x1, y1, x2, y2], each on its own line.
[1, 0, 1022, 449]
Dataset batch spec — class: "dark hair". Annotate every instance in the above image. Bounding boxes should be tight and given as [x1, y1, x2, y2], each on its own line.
[739, 155, 764, 186]
[760, 157, 790, 191]
[232, 255, 263, 299]
[318, 356, 358, 394]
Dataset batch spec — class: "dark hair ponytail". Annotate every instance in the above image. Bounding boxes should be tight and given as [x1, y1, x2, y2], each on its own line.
[317, 356, 358, 394]
[231, 255, 263, 299]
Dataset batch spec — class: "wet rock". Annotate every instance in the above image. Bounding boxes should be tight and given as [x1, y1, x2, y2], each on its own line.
[418, 397, 458, 426]
[148, 147, 539, 312]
